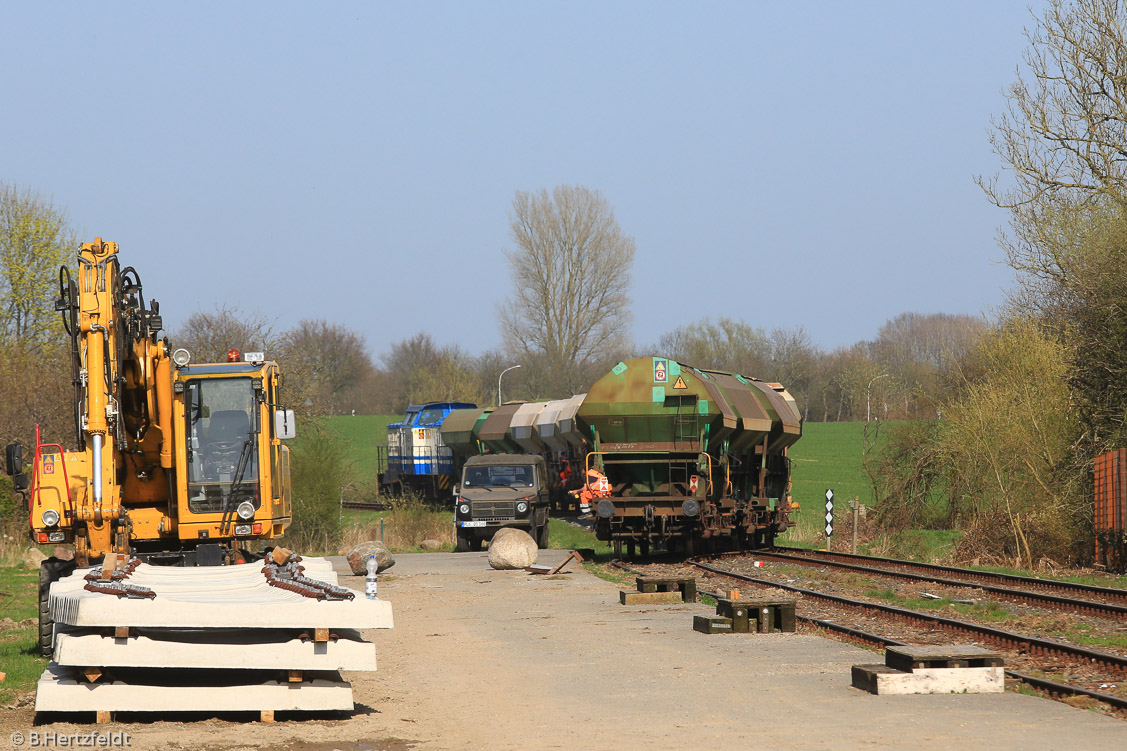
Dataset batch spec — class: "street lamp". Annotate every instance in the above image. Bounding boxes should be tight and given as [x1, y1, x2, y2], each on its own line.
[866, 374, 889, 422]
[498, 364, 522, 406]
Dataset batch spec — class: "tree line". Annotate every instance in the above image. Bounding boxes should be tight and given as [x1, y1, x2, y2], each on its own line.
[6, 0, 1126, 571]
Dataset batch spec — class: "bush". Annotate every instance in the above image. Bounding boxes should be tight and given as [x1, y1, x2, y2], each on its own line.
[283, 420, 351, 554]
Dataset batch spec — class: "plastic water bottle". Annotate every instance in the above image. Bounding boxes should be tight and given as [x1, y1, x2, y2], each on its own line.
[365, 554, 379, 600]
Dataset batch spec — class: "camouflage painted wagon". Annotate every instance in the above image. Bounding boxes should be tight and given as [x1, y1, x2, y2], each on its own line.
[578, 356, 802, 556]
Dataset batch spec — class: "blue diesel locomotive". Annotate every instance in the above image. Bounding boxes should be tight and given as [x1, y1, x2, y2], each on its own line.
[379, 402, 477, 499]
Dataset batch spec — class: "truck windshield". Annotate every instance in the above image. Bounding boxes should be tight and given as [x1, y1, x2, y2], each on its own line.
[463, 465, 534, 487]
[186, 378, 258, 513]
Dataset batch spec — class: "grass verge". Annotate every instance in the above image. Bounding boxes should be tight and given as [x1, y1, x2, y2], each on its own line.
[0, 565, 45, 705]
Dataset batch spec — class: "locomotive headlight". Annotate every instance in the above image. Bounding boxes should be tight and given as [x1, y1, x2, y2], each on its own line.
[515, 501, 529, 515]
[458, 502, 470, 516]
[41, 509, 60, 527]
[682, 499, 701, 517]
[236, 501, 255, 520]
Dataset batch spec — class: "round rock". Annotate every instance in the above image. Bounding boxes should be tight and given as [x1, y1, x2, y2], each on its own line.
[419, 539, 443, 551]
[346, 541, 395, 574]
[487, 528, 538, 570]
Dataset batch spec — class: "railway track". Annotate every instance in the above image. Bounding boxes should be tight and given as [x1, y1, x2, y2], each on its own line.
[608, 558, 1127, 714]
[745, 549, 1127, 619]
[773, 546, 1127, 605]
[340, 500, 392, 511]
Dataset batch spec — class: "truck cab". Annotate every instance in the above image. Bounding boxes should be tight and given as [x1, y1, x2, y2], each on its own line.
[453, 454, 550, 552]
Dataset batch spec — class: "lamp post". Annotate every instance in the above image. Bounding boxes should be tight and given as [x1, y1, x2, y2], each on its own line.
[866, 374, 889, 422]
[498, 364, 522, 406]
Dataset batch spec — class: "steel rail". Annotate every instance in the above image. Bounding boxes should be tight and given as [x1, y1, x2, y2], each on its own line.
[610, 559, 1127, 713]
[773, 546, 1127, 605]
[743, 550, 1127, 619]
[687, 558, 1127, 676]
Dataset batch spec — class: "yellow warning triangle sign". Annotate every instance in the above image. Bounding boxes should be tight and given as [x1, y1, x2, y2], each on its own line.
[673, 376, 688, 389]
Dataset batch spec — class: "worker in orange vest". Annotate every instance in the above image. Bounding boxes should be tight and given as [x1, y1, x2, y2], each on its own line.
[571, 467, 611, 517]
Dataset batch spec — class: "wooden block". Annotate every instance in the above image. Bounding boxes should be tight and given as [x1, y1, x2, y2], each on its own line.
[96, 710, 111, 724]
[885, 645, 1004, 673]
[852, 664, 901, 693]
[728, 589, 740, 600]
[81, 667, 103, 683]
[288, 670, 302, 683]
[314, 627, 330, 642]
[619, 591, 684, 605]
[635, 577, 697, 602]
[693, 615, 733, 634]
[260, 709, 275, 723]
[0, 671, 6, 682]
[270, 547, 293, 565]
[114, 626, 132, 639]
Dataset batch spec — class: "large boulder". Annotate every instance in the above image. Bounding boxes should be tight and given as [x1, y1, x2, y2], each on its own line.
[419, 539, 443, 551]
[346, 541, 395, 575]
[487, 528, 538, 570]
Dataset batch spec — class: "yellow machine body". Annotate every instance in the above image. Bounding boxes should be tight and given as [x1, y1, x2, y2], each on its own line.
[27, 239, 292, 566]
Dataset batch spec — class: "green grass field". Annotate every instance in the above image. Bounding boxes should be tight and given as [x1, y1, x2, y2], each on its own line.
[0, 565, 47, 704]
[322, 414, 398, 488]
[782, 421, 886, 542]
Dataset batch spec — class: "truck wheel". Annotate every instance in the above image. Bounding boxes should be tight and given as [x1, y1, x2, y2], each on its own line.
[455, 533, 472, 553]
[39, 557, 76, 658]
[537, 522, 550, 549]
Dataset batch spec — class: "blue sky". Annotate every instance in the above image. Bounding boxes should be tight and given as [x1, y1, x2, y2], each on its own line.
[0, 2, 1045, 360]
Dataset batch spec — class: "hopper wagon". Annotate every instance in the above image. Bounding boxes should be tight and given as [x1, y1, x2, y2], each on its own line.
[578, 356, 802, 556]
[440, 397, 589, 510]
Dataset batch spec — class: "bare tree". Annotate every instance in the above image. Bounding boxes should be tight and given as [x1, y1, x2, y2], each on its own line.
[978, 0, 1127, 466]
[499, 185, 635, 397]
[0, 184, 75, 346]
[976, 0, 1127, 306]
[656, 317, 770, 376]
[277, 320, 377, 415]
[171, 304, 276, 363]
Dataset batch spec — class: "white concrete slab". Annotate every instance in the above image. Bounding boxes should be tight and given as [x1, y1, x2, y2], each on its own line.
[874, 666, 1005, 696]
[35, 665, 354, 713]
[49, 559, 393, 629]
[53, 628, 377, 671]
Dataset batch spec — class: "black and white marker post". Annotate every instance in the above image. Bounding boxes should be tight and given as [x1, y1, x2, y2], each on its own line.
[824, 489, 834, 552]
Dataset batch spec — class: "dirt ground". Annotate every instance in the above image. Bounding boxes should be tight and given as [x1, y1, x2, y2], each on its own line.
[4, 550, 1127, 750]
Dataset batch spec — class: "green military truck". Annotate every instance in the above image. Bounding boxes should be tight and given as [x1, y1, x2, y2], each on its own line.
[453, 454, 551, 552]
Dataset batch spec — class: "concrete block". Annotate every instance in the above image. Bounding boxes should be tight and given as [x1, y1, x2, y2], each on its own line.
[619, 591, 684, 605]
[53, 627, 377, 671]
[49, 559, 393, 629]
[34, 664, 355, 713]
[852, 664, 1005, 695]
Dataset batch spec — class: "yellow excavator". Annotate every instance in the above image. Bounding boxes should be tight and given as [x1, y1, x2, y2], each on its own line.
[2, 239, 296, 656]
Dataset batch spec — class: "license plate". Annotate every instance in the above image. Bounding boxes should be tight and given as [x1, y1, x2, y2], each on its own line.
[234, 524, 252, 535]
[460, 521, 486, 528]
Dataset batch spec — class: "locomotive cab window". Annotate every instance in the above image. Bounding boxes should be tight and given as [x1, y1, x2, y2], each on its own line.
[664, 395, 698, 408]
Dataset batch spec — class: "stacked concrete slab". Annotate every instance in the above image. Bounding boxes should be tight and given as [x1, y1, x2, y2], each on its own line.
[36, 557, 392, 720]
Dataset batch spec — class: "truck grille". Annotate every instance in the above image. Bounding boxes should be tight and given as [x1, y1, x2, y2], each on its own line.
[472, 500, 515, 517]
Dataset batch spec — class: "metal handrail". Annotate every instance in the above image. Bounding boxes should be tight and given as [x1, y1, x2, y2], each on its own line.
[584, 450, 713, 496]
